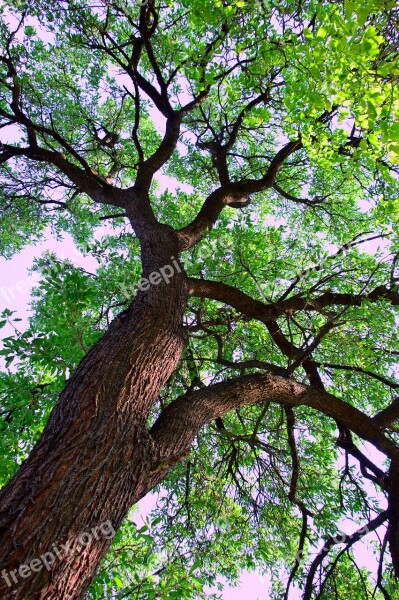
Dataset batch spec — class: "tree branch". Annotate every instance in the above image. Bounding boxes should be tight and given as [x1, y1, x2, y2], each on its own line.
[188, 278, 399, 321]
[150, 373, 399, 466]
[303, 510, 389, 600]
[135, 114, 182, 190]
[0, 143, 124, 207]
[374, 397, 399, 428]
[177, 140, 302, 249]
[188, 277, 277, 322]
[317, 363, 399, 390]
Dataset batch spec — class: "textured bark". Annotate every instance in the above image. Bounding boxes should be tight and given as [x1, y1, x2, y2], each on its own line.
[0, 222, 188, 599]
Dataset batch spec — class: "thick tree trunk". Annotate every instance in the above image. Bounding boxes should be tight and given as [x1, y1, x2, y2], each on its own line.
[0, 224, 188, 599]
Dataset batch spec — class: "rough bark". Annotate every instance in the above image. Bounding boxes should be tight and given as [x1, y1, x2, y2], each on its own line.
[0, 218, 188, 599]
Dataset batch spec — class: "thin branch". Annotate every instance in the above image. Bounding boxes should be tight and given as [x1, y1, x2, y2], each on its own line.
[303, 511, 389, 600]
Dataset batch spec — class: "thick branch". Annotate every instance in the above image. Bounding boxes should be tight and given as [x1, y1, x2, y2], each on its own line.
[188, 278, 399, 320]
[135, 114, 182, 190]
[188, 277, 277, 321]
[177, 140, 302, 249]
[177, 187, 245, 250]
[150, 373, 399, 464]
[0, 144, 124, 207]
[374, 397, 399, 428]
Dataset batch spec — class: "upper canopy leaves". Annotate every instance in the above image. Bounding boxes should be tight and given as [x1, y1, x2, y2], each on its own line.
[0, 0, 398, 254]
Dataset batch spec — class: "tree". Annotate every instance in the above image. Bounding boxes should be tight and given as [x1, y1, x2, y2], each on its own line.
[0, 0, 399, 597]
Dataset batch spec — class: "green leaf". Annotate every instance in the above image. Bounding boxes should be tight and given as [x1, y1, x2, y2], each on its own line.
[389, 123, 399, 141]
[356, 7, 369, 26]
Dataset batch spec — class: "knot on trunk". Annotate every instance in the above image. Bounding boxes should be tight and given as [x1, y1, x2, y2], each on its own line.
[225, 193, 251, 209]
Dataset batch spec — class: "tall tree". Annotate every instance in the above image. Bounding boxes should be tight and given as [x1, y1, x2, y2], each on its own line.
[0, 0, 399, 598]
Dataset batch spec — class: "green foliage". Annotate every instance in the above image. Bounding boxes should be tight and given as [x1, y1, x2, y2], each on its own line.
[1, 0, 399, 597]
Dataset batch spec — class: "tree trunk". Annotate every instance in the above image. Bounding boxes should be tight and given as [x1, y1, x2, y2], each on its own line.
[0, 224, 188, 599]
